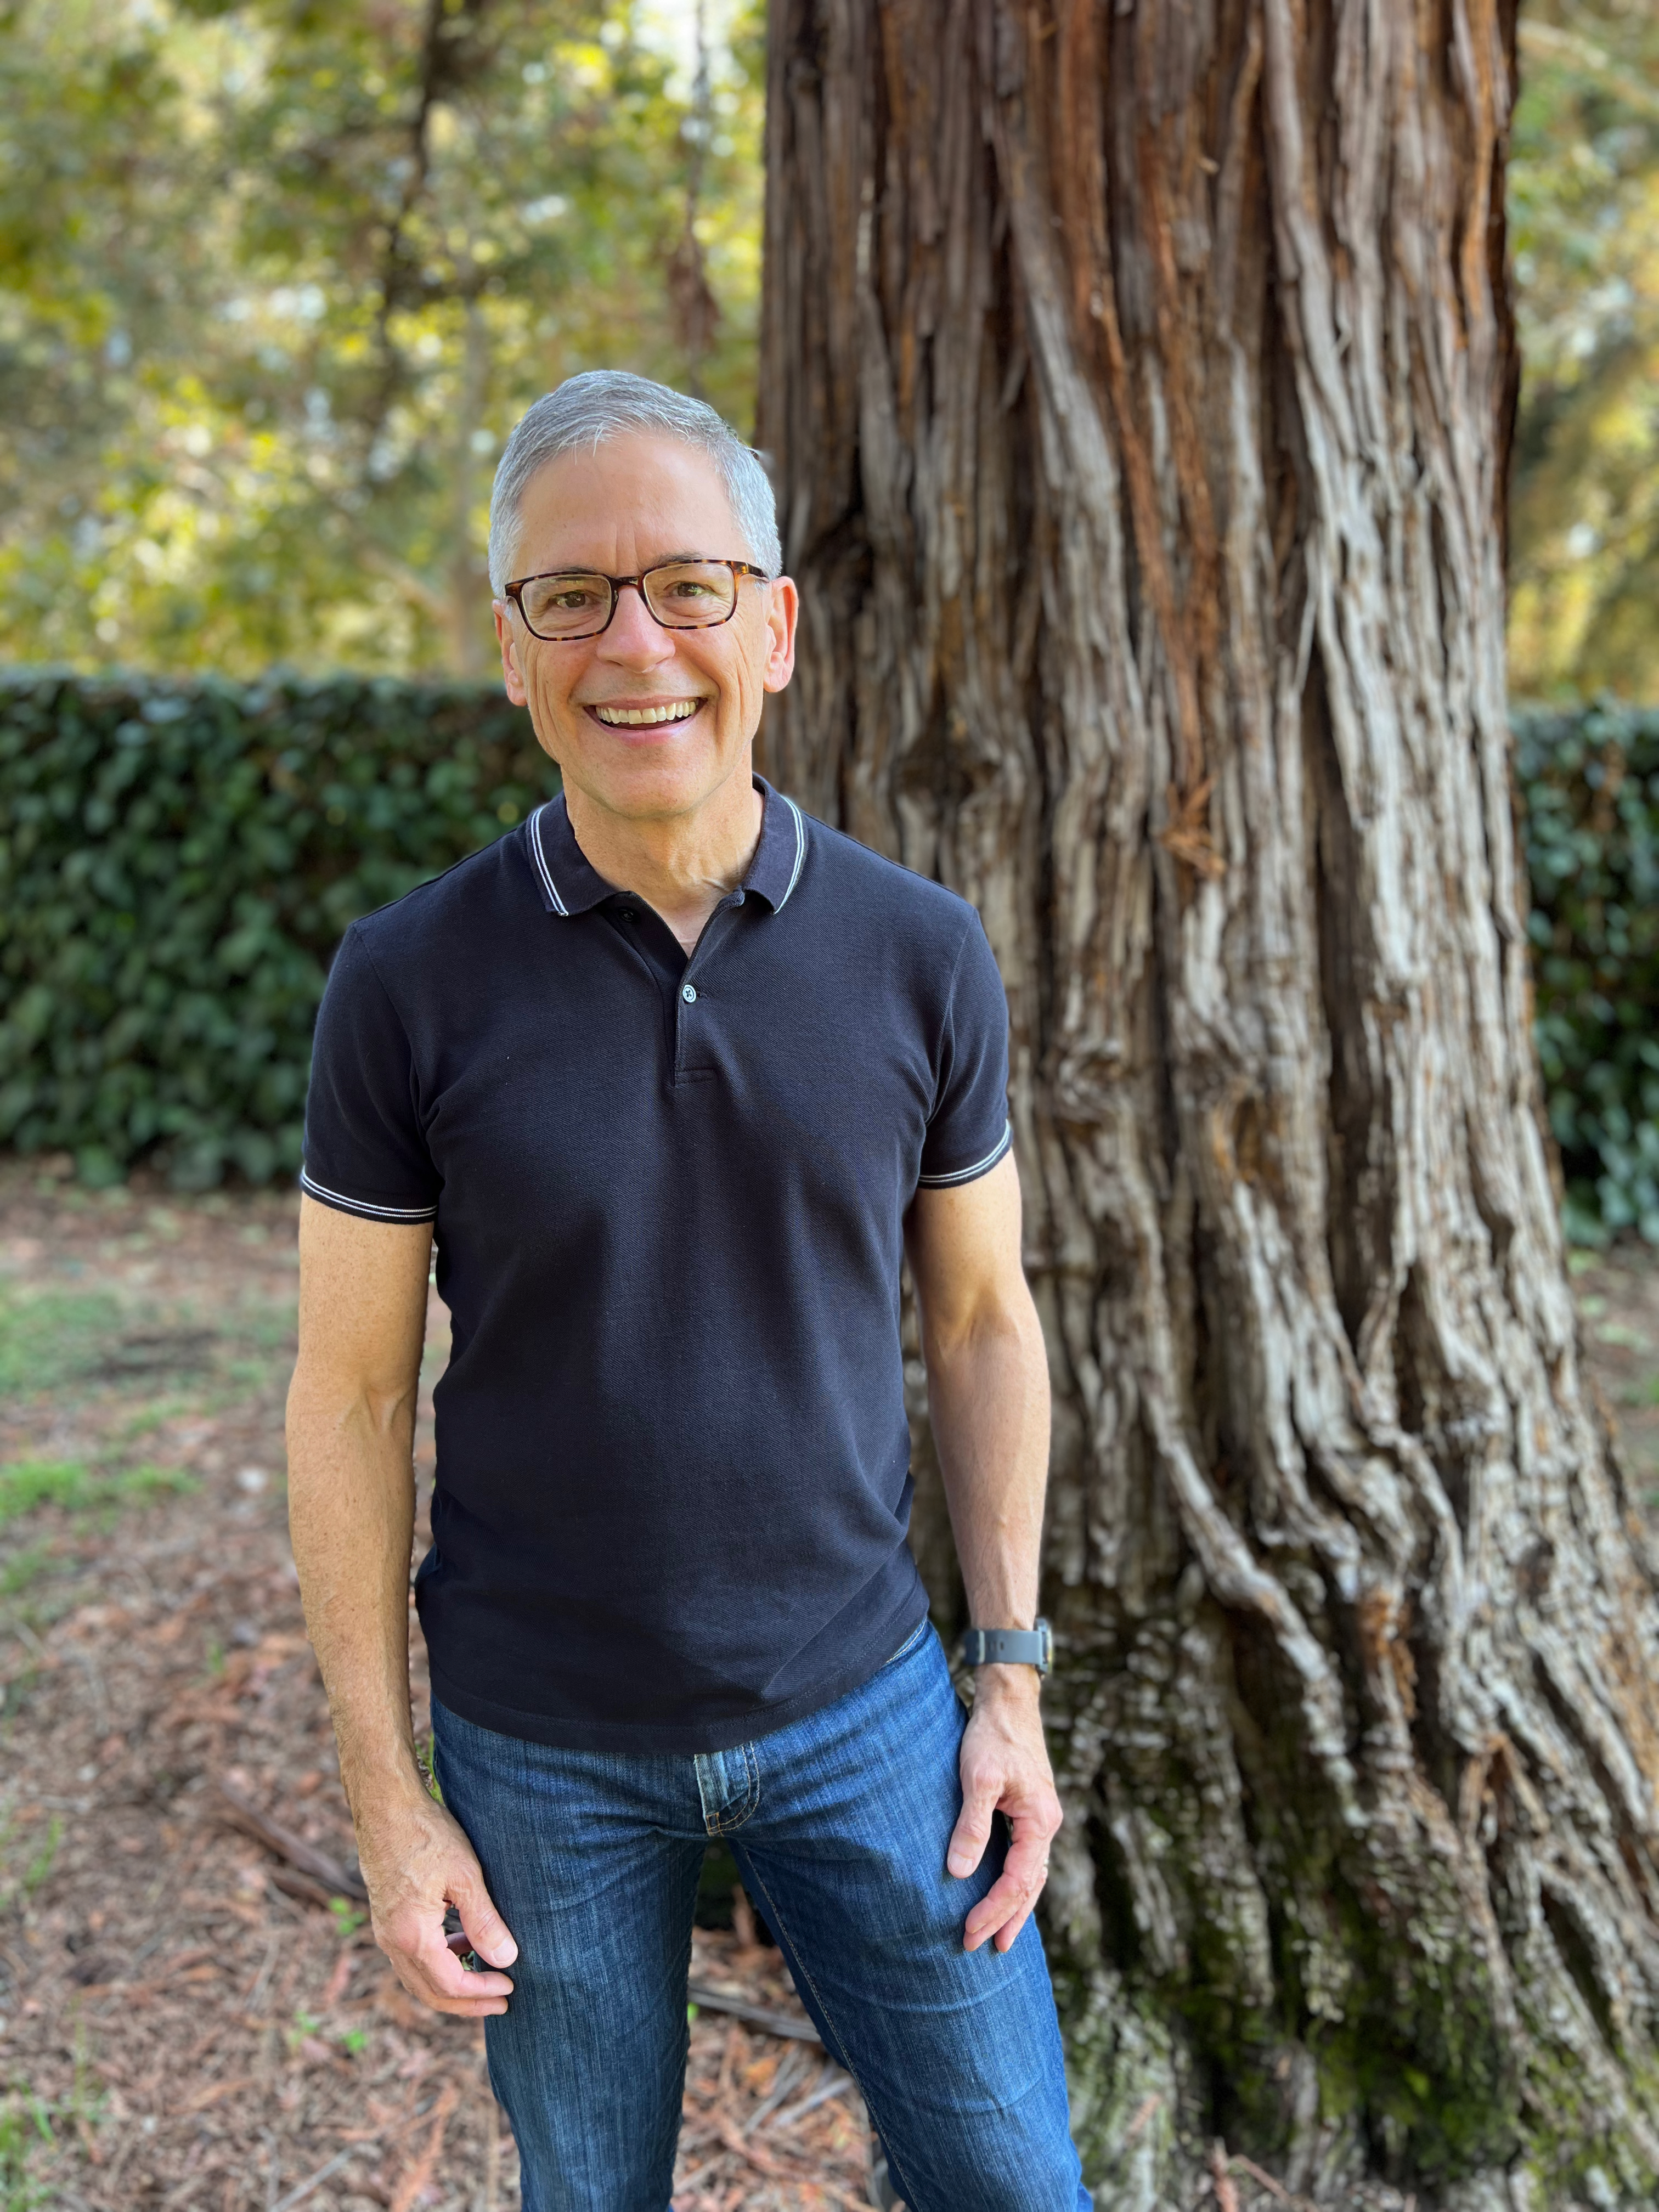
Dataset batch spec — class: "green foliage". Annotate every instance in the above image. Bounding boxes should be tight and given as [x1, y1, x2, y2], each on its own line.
[1517, 700, 1659, 1243]
[0, 0, 764, 679]
[0, 665, 551, 1186]
[1509, 5, 1659, 701]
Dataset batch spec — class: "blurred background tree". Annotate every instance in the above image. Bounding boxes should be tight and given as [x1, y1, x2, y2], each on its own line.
[0, 0, 1654, 699]
[1510, 0, 1659, 700]
[0, 0, 763, 679]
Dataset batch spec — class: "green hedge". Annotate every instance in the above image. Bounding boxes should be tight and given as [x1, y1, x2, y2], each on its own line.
[1517, 701, 1659, 1244]
[0, 669, 551, 1190]
[0, 673, 1654, 1240]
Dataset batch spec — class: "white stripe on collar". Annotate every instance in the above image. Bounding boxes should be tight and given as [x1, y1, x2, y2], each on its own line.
[529, 803, 569, 916]
[775, 794, 807, 911]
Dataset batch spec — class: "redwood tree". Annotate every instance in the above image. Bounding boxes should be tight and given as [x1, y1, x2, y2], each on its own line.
[758, 3, 1659, 2204]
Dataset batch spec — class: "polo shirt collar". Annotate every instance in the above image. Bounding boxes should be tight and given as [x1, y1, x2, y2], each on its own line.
[527, 775, 806, 919]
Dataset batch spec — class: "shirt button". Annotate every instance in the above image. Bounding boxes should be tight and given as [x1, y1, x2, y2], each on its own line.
[618, 906, 637, 922]
[681, 983, 698, 1004]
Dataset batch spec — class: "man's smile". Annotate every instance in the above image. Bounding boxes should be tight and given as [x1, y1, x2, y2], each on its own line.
[585, 698, 708, 728]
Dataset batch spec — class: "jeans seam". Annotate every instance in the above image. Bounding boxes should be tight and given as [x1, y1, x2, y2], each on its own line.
[734, 1854, 922, 2212]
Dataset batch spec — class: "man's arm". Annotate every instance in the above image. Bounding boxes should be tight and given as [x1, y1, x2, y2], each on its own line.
[286, 1195, 517, 2017]
[905, 1150, 1061, 1955]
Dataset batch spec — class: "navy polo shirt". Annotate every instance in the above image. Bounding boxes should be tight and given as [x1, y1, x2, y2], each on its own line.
[301, 776, 1013, 1753]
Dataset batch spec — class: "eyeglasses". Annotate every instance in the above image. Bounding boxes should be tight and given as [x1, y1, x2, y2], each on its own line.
[503, 557, 769, 642]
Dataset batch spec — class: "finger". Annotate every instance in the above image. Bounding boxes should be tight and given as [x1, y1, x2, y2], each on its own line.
[947, 1773, 1001, 1880]
[964, 1874, 1035, 1954]
[962, 1833, 1052, 1953]
[455, 1876, 519, 1968]
[398, 1950, 514, 2017]
[380, 1914, 515, 2014]
[390, 1944, 514, 2018]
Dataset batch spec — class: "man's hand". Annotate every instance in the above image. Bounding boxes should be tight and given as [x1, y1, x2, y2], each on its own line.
[947, 1667, 1062, 1954]
[357, 1786, 520, 2018]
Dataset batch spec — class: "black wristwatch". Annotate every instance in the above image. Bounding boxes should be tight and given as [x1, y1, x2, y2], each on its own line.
[960, 1619, 1052, 1679]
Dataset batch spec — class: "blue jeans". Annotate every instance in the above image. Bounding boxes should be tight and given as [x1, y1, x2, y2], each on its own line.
[431, 1619, 1091, 2212]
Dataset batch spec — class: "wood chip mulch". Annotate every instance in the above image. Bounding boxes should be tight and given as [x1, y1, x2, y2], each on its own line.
[0, 1171, 882, 2211]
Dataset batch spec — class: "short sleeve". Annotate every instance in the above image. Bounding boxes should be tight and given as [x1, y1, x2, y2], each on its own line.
[300, 926, 440, 1222]
[916, 914, 1013, 1188]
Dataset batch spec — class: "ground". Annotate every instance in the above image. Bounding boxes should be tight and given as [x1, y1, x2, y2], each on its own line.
[0, 1166, 881, 2212]
[3, 1168, 1657, 2212]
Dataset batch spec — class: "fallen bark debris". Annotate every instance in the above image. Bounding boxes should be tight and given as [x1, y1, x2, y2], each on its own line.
[1227, 2147, 1328, 2212]
[712, 2114, 881, 2210]
[216, 1774, 369, 1901]
[686, 1979, 822, 2043]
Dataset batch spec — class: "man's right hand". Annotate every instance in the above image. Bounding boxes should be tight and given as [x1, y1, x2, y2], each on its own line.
[357, 1787, 519, 2018]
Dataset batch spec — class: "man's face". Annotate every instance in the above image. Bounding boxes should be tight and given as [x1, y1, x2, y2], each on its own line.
[493, 433, 797, 825]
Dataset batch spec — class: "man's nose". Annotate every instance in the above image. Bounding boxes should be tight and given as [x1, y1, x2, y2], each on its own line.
[597, 582, 674, 662]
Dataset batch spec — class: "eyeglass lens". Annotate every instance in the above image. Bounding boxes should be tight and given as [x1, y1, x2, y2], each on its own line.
[517, 561, 739, 640]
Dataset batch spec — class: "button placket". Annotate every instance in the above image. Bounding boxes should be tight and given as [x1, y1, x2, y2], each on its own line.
[672, 897, 742, 1085]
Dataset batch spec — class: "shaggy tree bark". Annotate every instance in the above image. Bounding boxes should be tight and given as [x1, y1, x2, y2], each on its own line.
[758, 3, 1659, 2205]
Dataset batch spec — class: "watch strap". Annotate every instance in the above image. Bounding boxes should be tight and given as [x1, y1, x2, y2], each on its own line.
[960, 1619, 1052, 1677]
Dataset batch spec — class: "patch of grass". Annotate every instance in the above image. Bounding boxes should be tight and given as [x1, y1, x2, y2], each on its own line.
[0, 1548, 49, 1599]
[0, 1460, 199, 1527]
[0, 1813, 63, 1914]
[0, 1463, 92, 1520]
[111, 1464, 200, 1505]
[21, 1816, 61, 1898]
[0, 2093, 54, 2211]
[326, 1898, 365, 1940]
[1621, 1374, 1659, 1409]
[235, 1302, 298, 1354]
[1595, 1321, 1651, 1351]
[0, 1291, 122, 1398]
[114, 1392, 198, 1441]
[0, 2029, 106, 2205]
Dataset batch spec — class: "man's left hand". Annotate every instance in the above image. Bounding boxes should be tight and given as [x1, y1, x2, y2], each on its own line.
[947, 1665, 1063, 1953]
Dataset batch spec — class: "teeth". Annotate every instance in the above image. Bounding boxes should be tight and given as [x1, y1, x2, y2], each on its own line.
[592, 700, 703, 726]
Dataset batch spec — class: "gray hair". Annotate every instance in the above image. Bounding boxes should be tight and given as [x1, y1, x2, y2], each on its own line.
[487, 371, 781, 593]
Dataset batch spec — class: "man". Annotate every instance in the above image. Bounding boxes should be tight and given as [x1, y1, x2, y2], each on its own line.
[286, 370, 1090, 2212]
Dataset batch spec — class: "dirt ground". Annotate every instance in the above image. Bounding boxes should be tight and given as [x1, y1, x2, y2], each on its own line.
[0, 1166, 878, 2212]
[3, 1165, 1658, 2212]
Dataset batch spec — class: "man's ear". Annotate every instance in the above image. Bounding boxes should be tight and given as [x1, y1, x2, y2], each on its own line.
[762, 575, 799, 696]
[495, 603, 528, 706]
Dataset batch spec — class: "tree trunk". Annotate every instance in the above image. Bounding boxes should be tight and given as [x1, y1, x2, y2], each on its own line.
[757, 3, 1659, 2205]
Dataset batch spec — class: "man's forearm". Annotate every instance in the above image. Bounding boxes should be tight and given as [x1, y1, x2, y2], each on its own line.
[286, 1380, 427, 1819]
[923, 1293, 1051, 1632]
